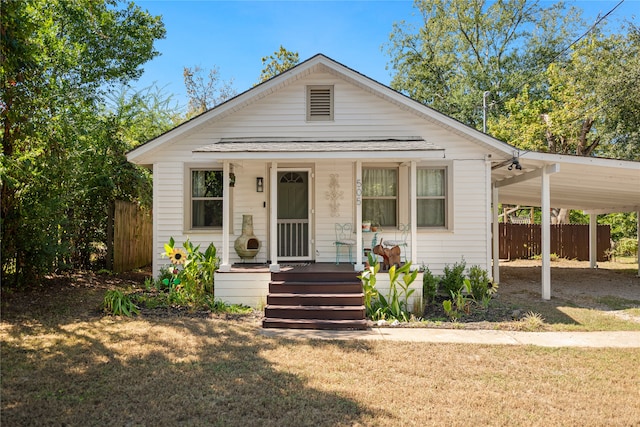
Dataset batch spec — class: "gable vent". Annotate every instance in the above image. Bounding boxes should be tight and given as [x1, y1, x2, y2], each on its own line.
[307, 85, 334, 121]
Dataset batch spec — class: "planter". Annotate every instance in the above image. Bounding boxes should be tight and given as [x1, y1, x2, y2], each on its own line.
[362, 221, 371, 232]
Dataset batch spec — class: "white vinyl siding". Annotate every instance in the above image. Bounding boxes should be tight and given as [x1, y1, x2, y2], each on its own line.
[307, 85, 333, 121]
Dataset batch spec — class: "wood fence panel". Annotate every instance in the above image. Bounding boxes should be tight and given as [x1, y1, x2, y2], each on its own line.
[499, 224, 610, 261]
[113, 200, 153, 273]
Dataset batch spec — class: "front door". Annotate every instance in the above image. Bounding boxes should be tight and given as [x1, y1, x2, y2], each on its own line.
[277, 170, 311, 260]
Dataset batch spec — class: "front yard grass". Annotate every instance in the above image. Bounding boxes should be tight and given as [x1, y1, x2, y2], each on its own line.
[2, 315, 639, 426]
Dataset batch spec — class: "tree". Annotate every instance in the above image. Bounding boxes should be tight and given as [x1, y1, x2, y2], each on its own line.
[386, 0, 582, 128]
[183, 66, 236, 117]
[259, 46, 300, 83]
[1, 0, 166, 284]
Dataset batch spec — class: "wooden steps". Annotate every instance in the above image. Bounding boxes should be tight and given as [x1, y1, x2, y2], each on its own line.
[262, 269, 368, 330]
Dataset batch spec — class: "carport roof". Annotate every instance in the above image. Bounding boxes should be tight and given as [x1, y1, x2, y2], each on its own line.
[491, 151, 640, 213]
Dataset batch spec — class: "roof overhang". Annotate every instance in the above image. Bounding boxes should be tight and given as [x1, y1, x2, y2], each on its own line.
[192, 137, 446, 161]
[492, 152, 640, 213]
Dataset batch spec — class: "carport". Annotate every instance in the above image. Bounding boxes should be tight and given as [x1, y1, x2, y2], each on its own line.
[490, 151, 640, 300]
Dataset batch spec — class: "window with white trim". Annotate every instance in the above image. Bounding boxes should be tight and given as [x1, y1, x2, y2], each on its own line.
[307, 85, 333, 121]
[417, 167, 446, 227]
[362, 168, 397, 227]
[191, 169, 223, 228]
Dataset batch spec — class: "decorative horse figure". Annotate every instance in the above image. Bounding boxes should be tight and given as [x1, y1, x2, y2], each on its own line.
[372, 238, 401, 271]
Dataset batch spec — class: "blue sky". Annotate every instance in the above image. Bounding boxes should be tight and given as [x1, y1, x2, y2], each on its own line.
[132, 0, 639, 110]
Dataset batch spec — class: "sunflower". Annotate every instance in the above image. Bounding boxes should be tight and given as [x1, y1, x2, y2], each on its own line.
[169, 247, 187, 265]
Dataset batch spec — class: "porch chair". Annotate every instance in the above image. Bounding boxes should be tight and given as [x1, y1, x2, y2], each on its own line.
[382, 223, 410, 262]
[334, 223, 356, 264]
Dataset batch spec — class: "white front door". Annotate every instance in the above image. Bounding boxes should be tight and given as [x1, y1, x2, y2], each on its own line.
[277, 170, 312, 260]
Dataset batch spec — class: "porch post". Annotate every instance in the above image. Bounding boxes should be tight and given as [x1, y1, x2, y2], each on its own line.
[219, 160, 231, 272]
[269, 162, 279, 272]
[410, 160, 418, 268]
[541, 165, 553, 300]
[589, 213, 598, 269]
[492, 183, 500, 284]
[355, 160, 364, 272]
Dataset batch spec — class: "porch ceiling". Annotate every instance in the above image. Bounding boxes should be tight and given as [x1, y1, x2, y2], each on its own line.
[492, 153, 640, 213]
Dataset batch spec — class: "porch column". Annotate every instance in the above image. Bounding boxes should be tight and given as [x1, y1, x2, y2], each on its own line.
[269, 162, 279, 272]
[410, 160, 418, 268]
[355, 160, 364, 272]
[541, 165, 555, 300]
[589, 214, 598, 269]
[492, 183, 500, 284]
[219, 161, 231, 272]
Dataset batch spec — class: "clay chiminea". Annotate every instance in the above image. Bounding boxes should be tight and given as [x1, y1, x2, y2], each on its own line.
[234, 215, 261, 260]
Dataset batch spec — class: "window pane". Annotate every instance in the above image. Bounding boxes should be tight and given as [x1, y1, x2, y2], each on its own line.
[192, 170, 223, 197]
[417, 169, 444, 197]
[363, 169, 397, 197]
[192, 200, 223, 227]
[418, 199, 445, 227]
[363, 199, 396, 227]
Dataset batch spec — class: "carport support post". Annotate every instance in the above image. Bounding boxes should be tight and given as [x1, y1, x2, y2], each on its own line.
[492, 183, 500, 284]
[589, 214, 598, 269]
[541, 166, 553, 300]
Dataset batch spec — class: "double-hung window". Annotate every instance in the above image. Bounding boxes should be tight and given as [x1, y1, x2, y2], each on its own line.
[362, 168, 397, 227]
[417, 168, 446, 227]
[191, 170, 223, 228]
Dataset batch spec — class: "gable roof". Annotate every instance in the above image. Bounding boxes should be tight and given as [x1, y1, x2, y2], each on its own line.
[126, 53, 516, 164]
[127, 53, 640, 214]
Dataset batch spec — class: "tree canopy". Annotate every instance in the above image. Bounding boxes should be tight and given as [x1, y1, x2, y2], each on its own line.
[1, 0, 169, 284]
[258, 46, 300, 83]
[386, 0, 582, 128]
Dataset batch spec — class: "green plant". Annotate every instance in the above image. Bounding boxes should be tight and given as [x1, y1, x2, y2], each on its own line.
[359, 253, 382, 319]
[103, 290, 139, 316]
[422, 266, 439, 305]
[441, 259, 466, 296]
[359, 255, 418, 322]
[468, 265, 489, 301]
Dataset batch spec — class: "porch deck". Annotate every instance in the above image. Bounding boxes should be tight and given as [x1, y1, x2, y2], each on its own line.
[227, 262, 359, 274]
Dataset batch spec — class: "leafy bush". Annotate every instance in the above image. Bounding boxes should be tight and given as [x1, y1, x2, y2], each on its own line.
[441, 259, 466, 296]
[468, 265, 490, 301]
[612, 238, 638, 258]
[422, 266, 439, 305]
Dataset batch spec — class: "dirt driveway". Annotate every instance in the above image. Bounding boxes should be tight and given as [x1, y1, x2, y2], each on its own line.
[499, 258, 640, 309]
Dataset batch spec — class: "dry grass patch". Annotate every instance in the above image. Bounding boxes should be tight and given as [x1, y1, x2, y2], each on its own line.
[3, 317, 640, 426]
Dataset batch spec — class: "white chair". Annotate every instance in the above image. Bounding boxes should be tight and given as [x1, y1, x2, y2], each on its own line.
[334, 223, 356, 264]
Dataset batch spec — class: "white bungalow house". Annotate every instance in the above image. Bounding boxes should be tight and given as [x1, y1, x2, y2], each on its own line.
[127, 54, 640, 311]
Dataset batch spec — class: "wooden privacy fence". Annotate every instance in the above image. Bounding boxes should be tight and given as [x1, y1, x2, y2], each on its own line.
[499, 224, 610, 261]
[110, 200, 153, 273]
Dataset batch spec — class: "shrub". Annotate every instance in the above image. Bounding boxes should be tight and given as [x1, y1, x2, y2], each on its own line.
[441, 259, 466, 296]
[468, 265, 489, 301]
[422, 266, 439, 305]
